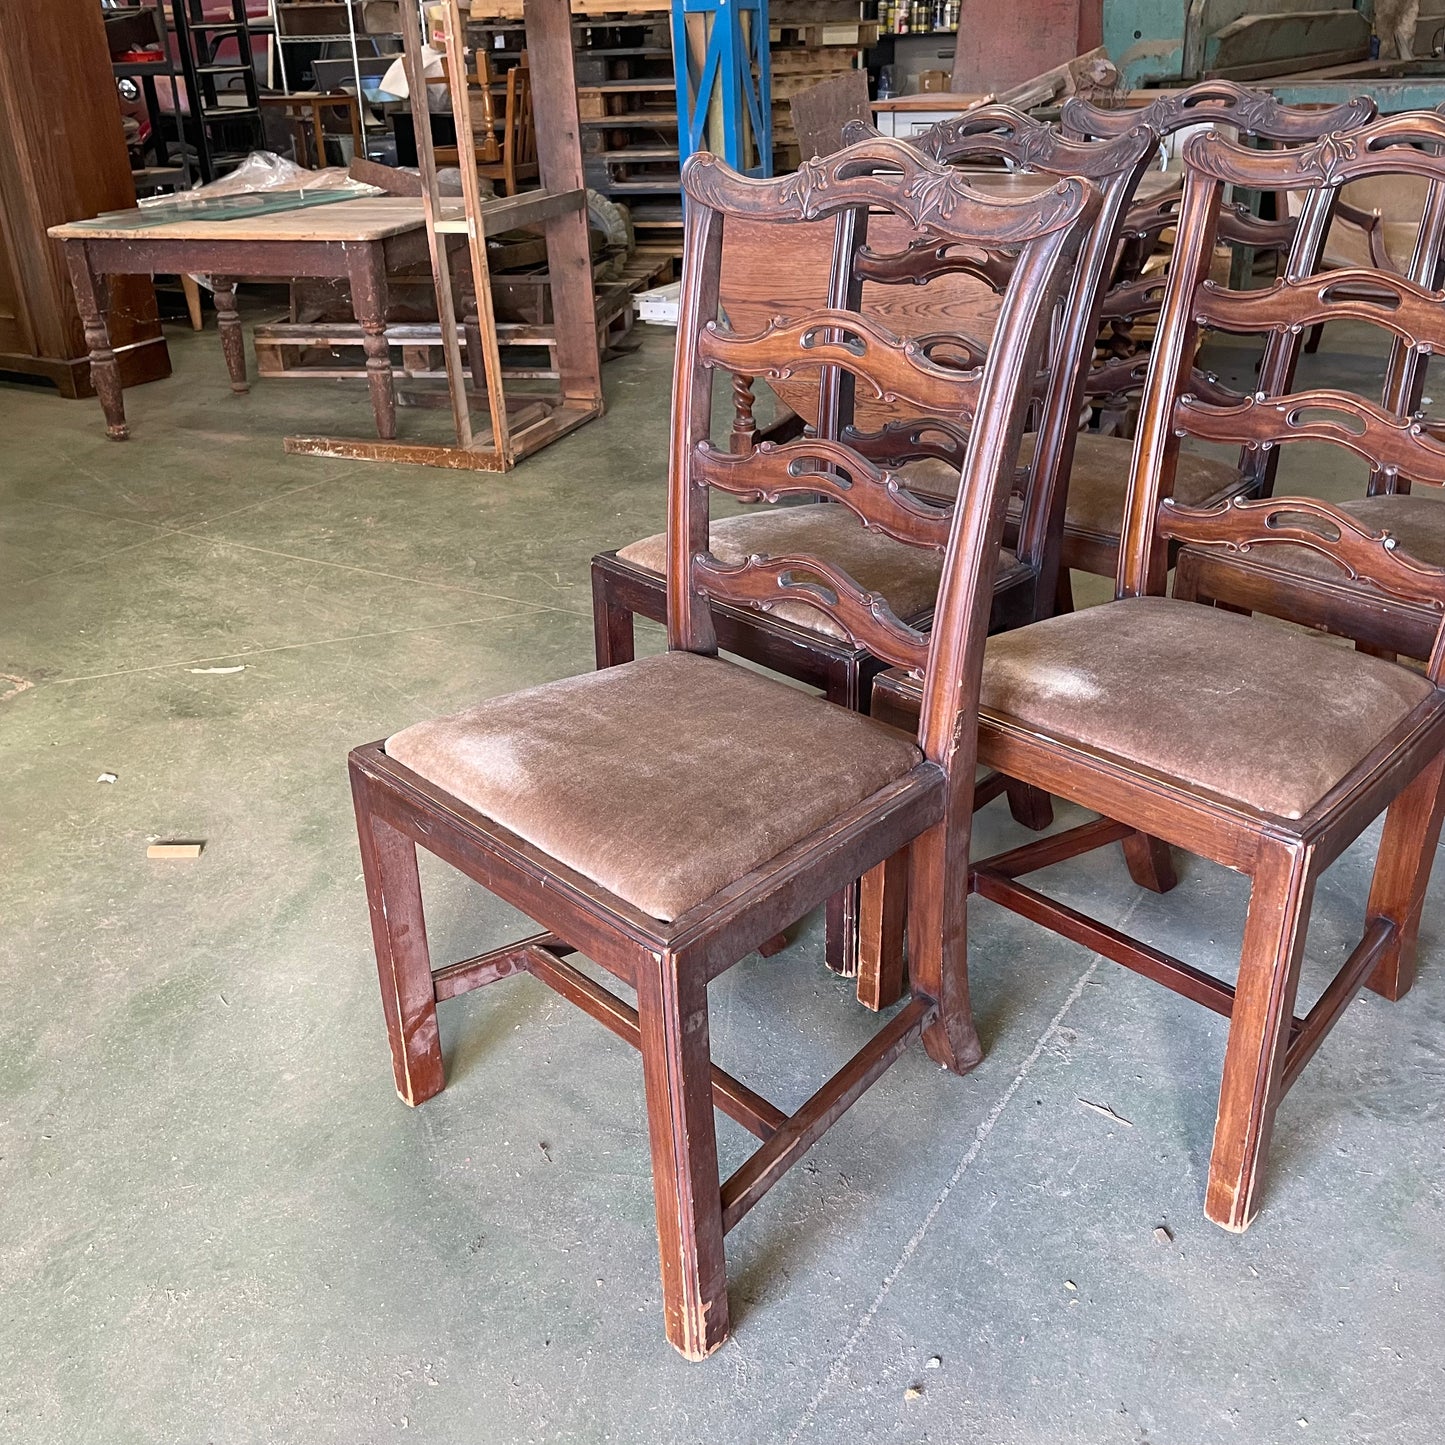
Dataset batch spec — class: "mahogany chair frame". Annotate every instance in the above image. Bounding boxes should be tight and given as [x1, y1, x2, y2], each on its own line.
[1170, 111, 1445, 661]
[865, 127, 1445, 1231]
[351, 141, 1095, 1358]
[591, 112, 1160, 972]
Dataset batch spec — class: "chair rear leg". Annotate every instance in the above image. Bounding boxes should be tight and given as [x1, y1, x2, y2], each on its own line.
[1206, 840, 1314, 1231]
[857, 847, 909, 1011]
[636, 954, 730, 1359]
[1005, 779, 1054, 831]
[824, 656, 864, 975]
[1122, 830, 1178, 893]
[1364, 749, 1445, 1002]
[351, 770, 445, 1107]
[591, 564, 635, 669]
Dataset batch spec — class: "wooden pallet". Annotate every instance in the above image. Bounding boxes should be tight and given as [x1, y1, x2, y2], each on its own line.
[769, 21, 878, 46]
[469, 0, 667, 16]
[769, 45, 868, 74]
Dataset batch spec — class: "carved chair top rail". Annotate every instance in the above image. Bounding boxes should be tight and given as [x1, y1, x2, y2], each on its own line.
[1063, 80, 1376, 143]
[1182, 111, 1445, 191]
[683, 142, 1092, 248]
[846, 105, 1159, 181]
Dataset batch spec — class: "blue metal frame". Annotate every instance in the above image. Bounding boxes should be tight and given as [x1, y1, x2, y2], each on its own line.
[671, 0, 772, 177]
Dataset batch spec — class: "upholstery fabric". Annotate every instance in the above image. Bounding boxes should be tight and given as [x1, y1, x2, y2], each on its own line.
[617, 503, 1005, 641]
[1246, 492, 1445, 590]
[904, 433, 1240, 538]
[385, 650, 923, 922]
[979, 595, 1435, 819]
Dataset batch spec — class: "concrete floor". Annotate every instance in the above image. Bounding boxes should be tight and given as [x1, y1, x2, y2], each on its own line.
[2, 316, 1443, 1444]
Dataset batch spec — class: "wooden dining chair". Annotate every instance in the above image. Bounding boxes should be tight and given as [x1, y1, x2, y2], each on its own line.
[1170, 111, 1445, 663]
[480, 57, 539, 196]
[350, 141, 1097, 1358]
[1040, 81, 1380, 598]
[591, 112, 1159, 973]
[863, 124, 1445, 1232]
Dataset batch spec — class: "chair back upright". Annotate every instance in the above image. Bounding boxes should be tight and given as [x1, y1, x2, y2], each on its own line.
[669, 141, 1100, 771]
[1120, 116, 1445, 680]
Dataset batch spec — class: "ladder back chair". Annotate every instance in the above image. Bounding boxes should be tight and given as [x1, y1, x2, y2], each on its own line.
[1171, 110, 1445, 662]
[350, 142, 1097, 1359]
[1041, 81, 1380, 596]
[591, 115, 1157, 972]
[864, 126, 1445, 1232]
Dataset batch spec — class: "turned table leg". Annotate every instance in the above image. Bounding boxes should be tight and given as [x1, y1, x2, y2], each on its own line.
[64, 242, 129, 440]
[348, 243, 397, 440]
[212, 277, 249, 393]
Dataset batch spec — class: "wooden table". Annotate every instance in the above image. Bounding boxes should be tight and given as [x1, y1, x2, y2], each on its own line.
[50, 197, 455, 442]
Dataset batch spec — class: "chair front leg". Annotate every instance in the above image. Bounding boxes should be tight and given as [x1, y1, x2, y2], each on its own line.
[1206, 839, 1315, 1231]
[636, 953, 730, 1360]
[1364, 748, 1445, 1002]
[907, 819, 983, 1074]
[351, 771, 445, 1107]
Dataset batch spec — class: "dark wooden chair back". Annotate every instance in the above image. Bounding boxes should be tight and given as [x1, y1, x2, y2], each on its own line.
[671, 140, 1099, 765]
[846, 106, 1160, 592]
[1120, 114, 1445, 678]
[1062, 79, 1377, 143]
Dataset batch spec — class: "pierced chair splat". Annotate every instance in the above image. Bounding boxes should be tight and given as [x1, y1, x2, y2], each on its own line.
[350, 139, 1098, 1358]
[590, 115, 1135, 974]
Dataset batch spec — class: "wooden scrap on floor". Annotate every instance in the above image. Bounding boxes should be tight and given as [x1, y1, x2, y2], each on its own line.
[148, 841, 205, 859]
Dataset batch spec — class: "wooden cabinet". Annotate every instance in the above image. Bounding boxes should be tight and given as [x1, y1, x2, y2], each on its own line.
[0, 0, 169, 397]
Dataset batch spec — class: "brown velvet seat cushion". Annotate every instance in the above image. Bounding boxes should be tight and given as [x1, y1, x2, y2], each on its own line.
[904, 433, 1240, 538]
[385, 650, 922, 922]
[1239, 492, 1445, 592]
[616, 503, 991, 642]
[980, 595, 1435, 819]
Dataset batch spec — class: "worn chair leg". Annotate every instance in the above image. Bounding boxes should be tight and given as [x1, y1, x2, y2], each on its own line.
[857, 848, 909, 1011]
[591, 566, 636, 669]
[635, 954, 730, 1359]
[1363, 749, 1445, 1001]
[1205, 840, 1314, 1231]
[351, 773, 445, 1107]
[1005, 779, 1054, 831]
[907, 818, 983, 1074]
[1122, 830, 1178, 893]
